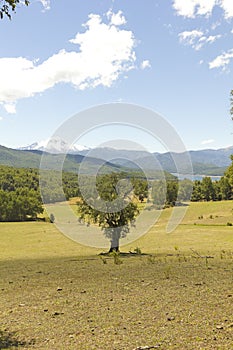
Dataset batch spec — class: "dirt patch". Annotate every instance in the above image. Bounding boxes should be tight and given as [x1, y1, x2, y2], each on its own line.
[1, 254, 233, 349]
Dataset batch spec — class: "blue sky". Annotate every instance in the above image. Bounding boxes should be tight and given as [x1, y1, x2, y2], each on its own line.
[0, 0, 233, 152]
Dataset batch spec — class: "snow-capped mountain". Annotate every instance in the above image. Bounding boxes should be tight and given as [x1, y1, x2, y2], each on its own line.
[18, 138, 90, 154]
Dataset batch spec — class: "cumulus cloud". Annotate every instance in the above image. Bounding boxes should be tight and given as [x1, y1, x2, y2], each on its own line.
[220, 0, 233, 19]
[209, 49, 233, 70]
[201, 139, 215, 145]
[0, 116, 3, 121]
[179, 30, 221, 50]
[173, 0, 233, 19]
[173, 0, 216, 18]
[107, 10, 126, 26]
[0, 12, 136, 110]
[140, 60, 151, 70]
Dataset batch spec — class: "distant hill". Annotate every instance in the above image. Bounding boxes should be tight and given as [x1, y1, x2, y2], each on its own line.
[77, 146, 233, 175]
[1, 144, 232, 176]
[0, 145, 121, 174]
[189, 147, 233, 167]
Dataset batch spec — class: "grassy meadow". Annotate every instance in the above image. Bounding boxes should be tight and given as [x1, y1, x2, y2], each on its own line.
[1, 200, 233, 349]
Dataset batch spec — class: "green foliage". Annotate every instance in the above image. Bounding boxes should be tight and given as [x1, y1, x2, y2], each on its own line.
[178, 178, 193, 201]
[150, 156, 233, 205]
[0, 188, 43, 221]
[111, 251, 123, 265]
[201, 177, 215, 201]
[191, 176, 232, 202]
[0, 165, 82, 221]
[151, 179, 178, 208]
[131, 178, 148, 202]
[77, 172, 139, 252]
[99, 255, 107, 264]
[0, 165, 81, 204]
[0, 145, 123, 174]
[40, 170, 81, 203]
[166, 180, 178, 206]
[134, 246, 142, 255]
[0, 0, 29, 19]
[0, 166, 43, 221]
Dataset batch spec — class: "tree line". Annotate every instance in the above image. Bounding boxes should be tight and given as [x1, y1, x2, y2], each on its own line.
[0, 166, 81, 221]
[0, 155, 233, 222]
[151, 155, 233, 207]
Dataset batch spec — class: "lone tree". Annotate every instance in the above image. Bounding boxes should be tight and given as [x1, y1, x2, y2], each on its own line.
[77, 173, 139, 253]
[0, 0, 29, 19]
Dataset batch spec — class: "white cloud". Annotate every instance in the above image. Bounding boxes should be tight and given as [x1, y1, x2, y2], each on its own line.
[140, 60, 151, 70]
[107, 10, 126, 26]
[0, 116, 3, 121]
[179, 30, 203, 47]
[220, 0, 233, 19]
[204, 35, 222, 43]
[209, 49, 233, 70]
[40, 0, 50, 10]
[173, 0, 216, 18]
[201, 139, 215, 145]
[0, 12, 136, 109]
[173, 0, 233, 19]
[179, 30, 221, 50]
[3, 103, 16, 114]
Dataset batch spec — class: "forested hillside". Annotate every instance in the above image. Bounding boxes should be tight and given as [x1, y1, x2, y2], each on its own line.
[0, 154, 232, 222]
[0, 166, 80, 221]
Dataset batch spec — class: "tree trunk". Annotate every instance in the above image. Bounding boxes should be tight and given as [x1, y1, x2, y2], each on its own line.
[109, 231, 120, 252]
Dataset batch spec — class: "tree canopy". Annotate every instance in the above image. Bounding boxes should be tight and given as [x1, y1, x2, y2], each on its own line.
[0, 165, 81, 221]
[77, 173, 140, 252]
[0, 0, 29, 19]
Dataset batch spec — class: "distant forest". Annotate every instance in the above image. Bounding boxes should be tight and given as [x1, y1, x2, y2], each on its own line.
[0, 155, 232, 222]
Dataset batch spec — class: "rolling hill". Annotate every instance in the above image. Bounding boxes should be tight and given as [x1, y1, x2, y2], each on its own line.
[78, 146, 233, 175]
[0, 145, 121, 174]
[1, 144, 233, 176]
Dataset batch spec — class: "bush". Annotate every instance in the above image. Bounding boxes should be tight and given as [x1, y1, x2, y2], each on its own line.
[49, 213, 55, 223]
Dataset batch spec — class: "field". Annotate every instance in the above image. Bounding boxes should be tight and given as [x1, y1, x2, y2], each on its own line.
[1, 201, 233, 349]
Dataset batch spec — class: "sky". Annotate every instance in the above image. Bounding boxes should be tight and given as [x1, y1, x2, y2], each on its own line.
[0, 0, 233, 153]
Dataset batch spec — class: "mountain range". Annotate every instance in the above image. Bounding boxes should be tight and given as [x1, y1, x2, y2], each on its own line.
[18, 139, 90, 153]
[1, 143, 232, 176]
[76, 146, 233, 175]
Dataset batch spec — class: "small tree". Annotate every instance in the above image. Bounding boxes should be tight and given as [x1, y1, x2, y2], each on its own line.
[191, 180, 203, 201]
[219, 176, 232, 200]
[166, 180, 178, 206]
[201, 177, 215, 201]
[50, 213, 55, 223]
[77, 173, 139, 252]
